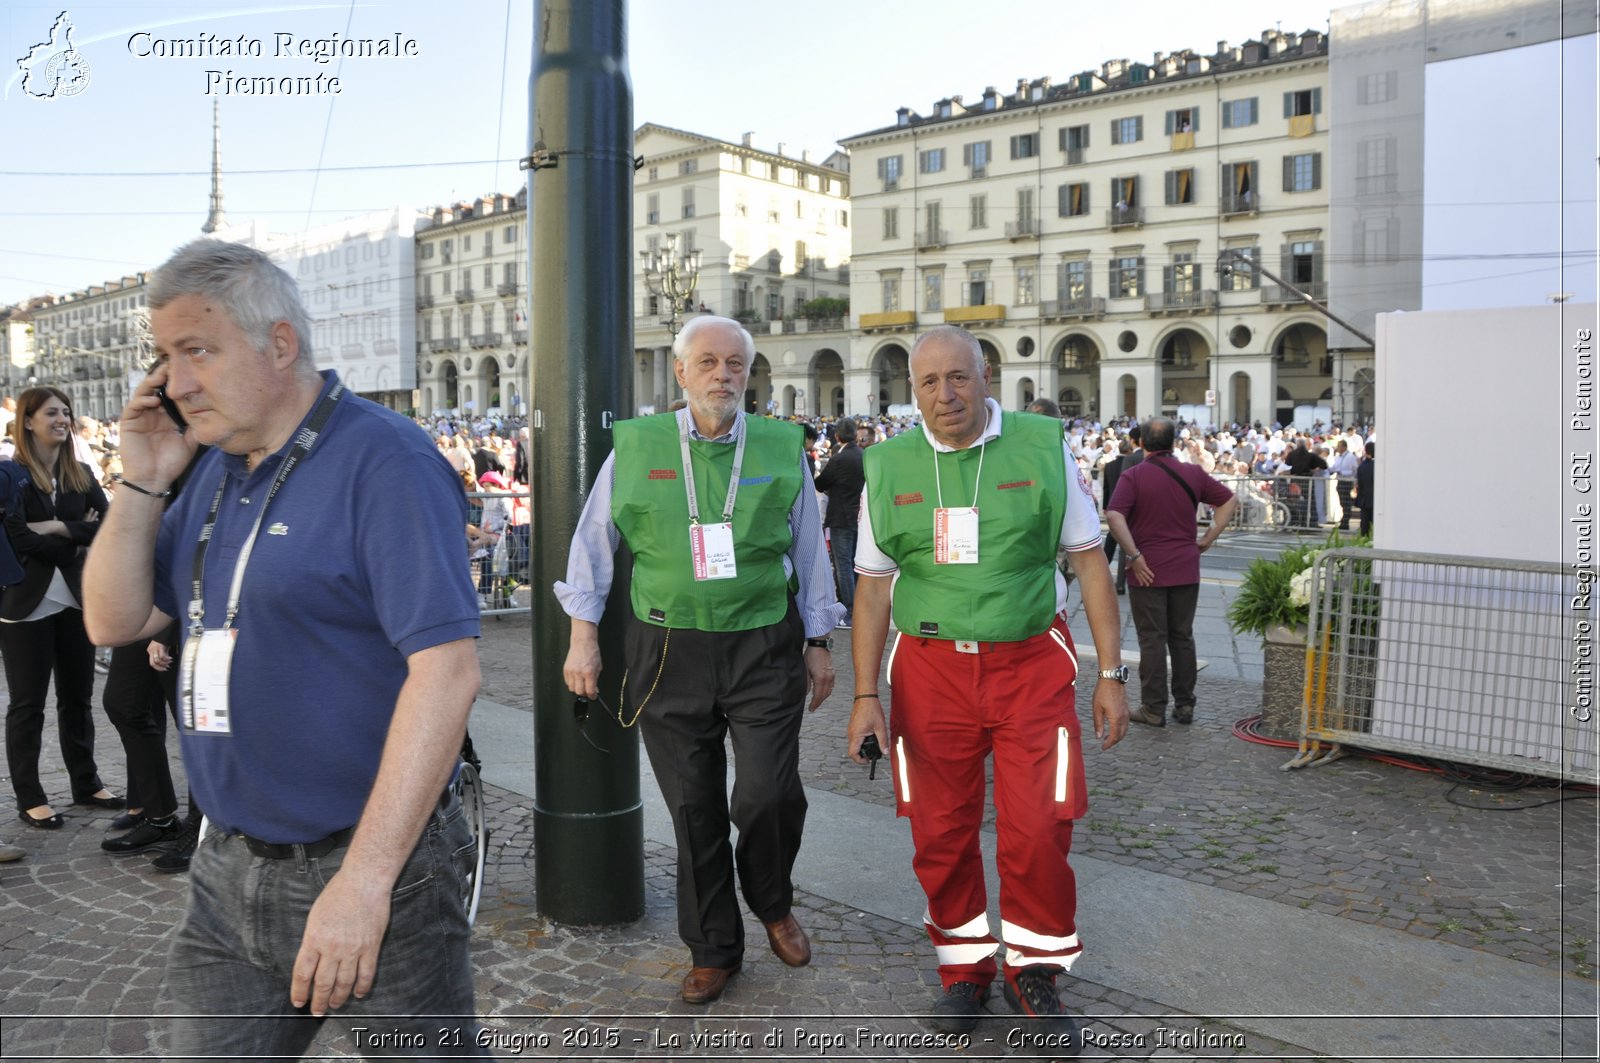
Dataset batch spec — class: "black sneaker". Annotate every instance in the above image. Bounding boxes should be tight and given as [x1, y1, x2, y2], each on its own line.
[151, 824, 199, 873]
[101, 817, 180, 856]
[929, 980, 988, 1034]
[1003, 965, 1081, 1055]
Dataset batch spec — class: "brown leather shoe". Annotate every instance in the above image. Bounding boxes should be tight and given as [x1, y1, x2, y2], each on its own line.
[1127, 708, 1166, 728]
[763, 912, 812, 967]
[680, 963, 739, 1004]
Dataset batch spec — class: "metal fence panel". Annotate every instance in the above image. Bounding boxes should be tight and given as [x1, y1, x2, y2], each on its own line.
[1294, 548, 1597, 784]
[467, 489, 532, 615]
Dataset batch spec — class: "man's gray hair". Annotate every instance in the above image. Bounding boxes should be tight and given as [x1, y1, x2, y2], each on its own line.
[909, 324, 983, 373]
[672, 315, 754, 362]
[148, 240, 316, 367]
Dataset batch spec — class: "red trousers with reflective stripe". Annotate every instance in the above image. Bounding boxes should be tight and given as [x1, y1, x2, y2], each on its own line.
[888, 615, 1089, 988]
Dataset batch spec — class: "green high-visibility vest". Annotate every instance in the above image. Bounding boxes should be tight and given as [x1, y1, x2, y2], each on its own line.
[612, 413, 802, 631]
[864, 411, 1065, 641]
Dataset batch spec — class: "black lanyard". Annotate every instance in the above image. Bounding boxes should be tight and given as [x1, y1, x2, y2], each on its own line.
[186, 384, 343, 635]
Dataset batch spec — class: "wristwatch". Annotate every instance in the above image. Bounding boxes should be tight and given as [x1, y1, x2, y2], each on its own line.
[1097, 665, 1130, 684]
[805, 637, 833, 651]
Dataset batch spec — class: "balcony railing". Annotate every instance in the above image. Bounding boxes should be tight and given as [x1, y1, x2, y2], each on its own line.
[511, 329, 528, 346]
[1220, 192, 1259, 217]
[917, 228, 949, 250]
[469, 333, 503, 349]
[1005, 216, 1041, 240]
[1064, 147, 1085, 166]
[1040, 296, 1105, 321]
[1107, 205, 1144, 229]
[429, 338, 461, 353]
[1146, 289, 1218, 314]
[496, 282, 519, 297]
[944, 304, 1006, 325]
[860, 310, 916, 331]
[1261, 282, 1327, 306]
[416, 294, 434, 309]
[455, 288, 474, 303]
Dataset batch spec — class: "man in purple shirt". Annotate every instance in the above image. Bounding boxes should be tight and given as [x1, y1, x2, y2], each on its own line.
[1106, 417, 1237, 727]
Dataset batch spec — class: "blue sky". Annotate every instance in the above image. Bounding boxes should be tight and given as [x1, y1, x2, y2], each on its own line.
[0, 0, 1444, 308]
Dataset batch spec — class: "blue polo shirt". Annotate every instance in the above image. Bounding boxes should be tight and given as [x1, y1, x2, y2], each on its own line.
[154, 371, 480, 843]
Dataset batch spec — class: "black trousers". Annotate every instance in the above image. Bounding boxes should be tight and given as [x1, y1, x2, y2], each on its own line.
[626, 602, 808, 968]
[101, 637, 183, 819]
[2, 609, 104, 810]
[1126, 583, 1201, 718]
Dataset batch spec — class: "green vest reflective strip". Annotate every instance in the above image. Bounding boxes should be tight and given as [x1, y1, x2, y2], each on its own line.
[864, 411, 1065, 642]
[612, 413, 802, 631]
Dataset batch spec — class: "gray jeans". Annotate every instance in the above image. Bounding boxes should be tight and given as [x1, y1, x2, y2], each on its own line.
[167, 798, 486, 1060]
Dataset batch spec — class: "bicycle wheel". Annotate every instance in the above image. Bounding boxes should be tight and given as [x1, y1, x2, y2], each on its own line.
[453, 762, 489, 926]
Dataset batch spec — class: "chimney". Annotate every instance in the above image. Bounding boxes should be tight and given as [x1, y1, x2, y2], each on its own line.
[742, 131, 754, 147]
[801, 148, 810, 163]
[776, 142, 786, 157]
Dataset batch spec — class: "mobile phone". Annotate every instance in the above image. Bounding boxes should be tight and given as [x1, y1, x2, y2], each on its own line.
[146, 359, 188, 433]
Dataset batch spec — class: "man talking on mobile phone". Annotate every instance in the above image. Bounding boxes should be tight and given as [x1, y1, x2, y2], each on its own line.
[83, 240, 487, 1058]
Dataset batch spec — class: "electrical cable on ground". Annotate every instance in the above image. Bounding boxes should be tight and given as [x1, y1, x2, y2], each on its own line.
[1232, 713, 1600, 808]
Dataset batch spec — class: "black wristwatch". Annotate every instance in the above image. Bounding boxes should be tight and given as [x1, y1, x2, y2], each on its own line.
[1097, 665, 1130, 684]
[805, 636, 833, 651]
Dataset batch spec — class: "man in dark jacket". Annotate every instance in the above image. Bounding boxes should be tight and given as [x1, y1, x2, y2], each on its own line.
[1354, 443, 1375, 537]
[1100, 440, 1132, 593]
[814, 417, 864, 628]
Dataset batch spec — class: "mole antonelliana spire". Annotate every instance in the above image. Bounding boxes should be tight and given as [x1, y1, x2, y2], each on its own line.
[201, 99, 225, 234]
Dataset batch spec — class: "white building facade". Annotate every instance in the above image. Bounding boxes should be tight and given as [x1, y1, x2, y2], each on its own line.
[414, 191, 529, 419]
[632, 124, 853, 417]
[841, 28, 1337, 427]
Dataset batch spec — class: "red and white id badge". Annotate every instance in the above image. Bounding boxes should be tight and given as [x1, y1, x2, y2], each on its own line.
[180, 629, 237, 734]
[689, 521, 738, 580]
[934, 507, 980, 564]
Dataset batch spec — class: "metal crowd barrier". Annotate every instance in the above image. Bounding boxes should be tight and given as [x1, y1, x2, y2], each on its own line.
[466, 489, 532, 616]
[1286, 548, 1598, 785]
[1213, 474, 1355, 533]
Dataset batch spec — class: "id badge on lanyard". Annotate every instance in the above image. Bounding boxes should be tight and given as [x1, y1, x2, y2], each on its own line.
[690, 521, 738, 580]
[181, 629, 238, 734]
[679, 414, 746, 582]
[935, 507, 981, 564]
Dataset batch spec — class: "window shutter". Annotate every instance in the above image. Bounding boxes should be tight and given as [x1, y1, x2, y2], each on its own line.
[1111, 120, 1121, 145]
[1279, 243, 1293, 277]
[962, 143, 972, 165]
[1009, 135, 1019, 159]
[1164, 111, 1175, 135]
[1136, 257, 1146, 296]
[1134, 116, 1143, 140]
[1312, 241, 1325, 284]
[1058, 184, 1069, 216]
[1249, 246, 1261, 287]
[1248, 161, 1258, 195]
[1386, 217, 1400, 262]
[1312, 87, 1322, 114]
[1283, 156, 1294, 192]
[1222, 104, 1234, 130]
[1248, 98, 1258, 125]
[1190, 108, 1199, 133]
[1059, 127, 1068, 151]
[876, 157, 886, 178]
[1165, 171, 1176, 204]
[1284, 91, 1294, 118]
[1162, 264, 1174, 292]
[1129, 175, 1140, 207]
[1311, 153, 1322, 190]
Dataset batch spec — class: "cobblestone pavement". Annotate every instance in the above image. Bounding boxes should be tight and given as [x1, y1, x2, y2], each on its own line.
[2, 611, 1594, 1061]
